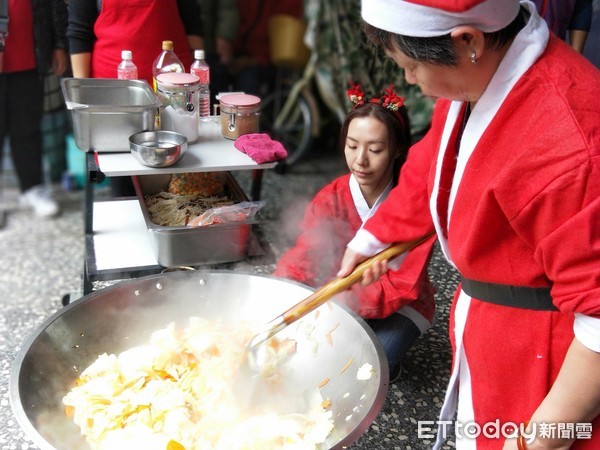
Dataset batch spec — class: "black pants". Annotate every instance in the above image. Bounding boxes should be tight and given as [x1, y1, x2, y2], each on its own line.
[0, 70, 44, 192]
[366, 313, 421, 378]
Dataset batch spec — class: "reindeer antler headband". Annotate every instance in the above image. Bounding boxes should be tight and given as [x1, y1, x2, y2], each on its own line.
[347, 82, 407, 125]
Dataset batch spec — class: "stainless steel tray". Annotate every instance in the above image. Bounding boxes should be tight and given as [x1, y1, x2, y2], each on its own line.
[133, 173, 253, 267]
[62, 78, 161, 152]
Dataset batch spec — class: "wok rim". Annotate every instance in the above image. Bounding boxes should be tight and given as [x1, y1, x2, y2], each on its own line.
[9, 270, 389, 450]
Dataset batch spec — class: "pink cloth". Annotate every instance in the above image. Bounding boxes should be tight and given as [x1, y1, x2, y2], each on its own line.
[233, 133, 288, 163]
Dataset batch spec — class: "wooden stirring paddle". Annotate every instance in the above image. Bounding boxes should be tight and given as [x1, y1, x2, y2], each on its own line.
[247, 232, 436, 362]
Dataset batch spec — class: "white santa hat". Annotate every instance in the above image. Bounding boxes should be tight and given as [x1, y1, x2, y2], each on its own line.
[361, 0, 521, 37]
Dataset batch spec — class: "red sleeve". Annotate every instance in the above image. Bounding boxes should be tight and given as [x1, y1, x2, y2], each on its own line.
[340, 237, 436, 319]
[275, 176, 437, 321]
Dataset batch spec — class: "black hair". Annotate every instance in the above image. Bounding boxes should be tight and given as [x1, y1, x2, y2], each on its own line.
[339, 101, 412, 186]
[363, 7, 528, 66]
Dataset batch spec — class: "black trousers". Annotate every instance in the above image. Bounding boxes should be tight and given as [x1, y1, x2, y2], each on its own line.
[0, 70, 44, 192]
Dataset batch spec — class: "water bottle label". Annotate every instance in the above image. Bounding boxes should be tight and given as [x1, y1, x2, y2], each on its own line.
[198, 93, 210, 119]
[191, 67, 210, 84]
[118, 69, 138, 80]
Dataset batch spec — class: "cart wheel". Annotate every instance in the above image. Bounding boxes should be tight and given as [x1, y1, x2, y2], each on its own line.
[260, 88, 314, 167]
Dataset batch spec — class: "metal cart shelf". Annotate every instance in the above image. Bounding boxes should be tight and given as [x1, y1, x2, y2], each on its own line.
[80, 119, 277, 296]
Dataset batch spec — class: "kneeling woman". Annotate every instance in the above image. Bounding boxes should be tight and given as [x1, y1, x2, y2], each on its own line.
[274, 84, 436, 382]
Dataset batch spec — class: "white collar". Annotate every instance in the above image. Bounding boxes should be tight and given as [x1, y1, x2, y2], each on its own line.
[349, 174, 394, 223]
[430, 1, 549, 266]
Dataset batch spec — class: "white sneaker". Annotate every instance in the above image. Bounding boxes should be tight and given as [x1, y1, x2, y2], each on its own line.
[19, 185, 60, 218]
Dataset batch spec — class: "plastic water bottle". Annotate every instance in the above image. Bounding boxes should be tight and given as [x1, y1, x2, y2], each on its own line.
[152, 40, 184, 91]
[190, 49, 211, 120]
[117, 50, 138, 80]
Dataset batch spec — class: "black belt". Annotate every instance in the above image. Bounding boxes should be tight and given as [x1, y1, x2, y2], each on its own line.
[461, 277, 558, 311]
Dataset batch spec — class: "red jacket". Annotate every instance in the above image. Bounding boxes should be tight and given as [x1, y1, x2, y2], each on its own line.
[274, 174, 435, 323]
[358, 32, 600, 449]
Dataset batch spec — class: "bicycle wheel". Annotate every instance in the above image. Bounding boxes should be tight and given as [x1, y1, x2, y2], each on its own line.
[260, 88, 314, 167]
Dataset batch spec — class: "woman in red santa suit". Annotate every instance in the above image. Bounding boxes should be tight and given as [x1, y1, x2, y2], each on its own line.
[273, 85, 436, 383]
[338, 0, 600, 449]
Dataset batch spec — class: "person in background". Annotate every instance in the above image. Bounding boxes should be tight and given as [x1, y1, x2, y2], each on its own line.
[229, 0, 303, 97]
[67, 0, 203, 196]
[532, 0, 593, 53]
[338, 0, 600, 448]
[42, 71, 70, 188]
[274, 84, 436, 383]
[197, 0, 238, 105]
[0, 0, 68, 218]
[583, 0, 600, 67]
[67, 0, 203, 87]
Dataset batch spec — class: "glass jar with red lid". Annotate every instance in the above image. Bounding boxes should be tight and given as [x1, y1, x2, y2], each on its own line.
[218, 93, 261, 140]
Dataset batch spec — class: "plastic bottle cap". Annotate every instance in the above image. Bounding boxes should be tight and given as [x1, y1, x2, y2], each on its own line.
[121, 50, 133, 60]
[194, 49, 205, 60]
[162, 40, 174, 51]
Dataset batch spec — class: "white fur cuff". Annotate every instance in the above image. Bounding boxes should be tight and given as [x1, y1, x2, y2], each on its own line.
[574, 313, 600, 353]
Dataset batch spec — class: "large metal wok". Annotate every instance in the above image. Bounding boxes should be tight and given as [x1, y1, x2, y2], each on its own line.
[10, 271, 388, 450]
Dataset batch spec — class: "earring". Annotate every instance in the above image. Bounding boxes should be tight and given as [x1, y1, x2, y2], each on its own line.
[470, 51, 478, 64]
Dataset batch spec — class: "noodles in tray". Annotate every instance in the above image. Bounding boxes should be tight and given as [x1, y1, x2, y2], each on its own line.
[145, 192, 233, 227]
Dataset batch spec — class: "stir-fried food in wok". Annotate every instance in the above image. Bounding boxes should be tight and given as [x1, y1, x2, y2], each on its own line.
[63, 317, 334, 450]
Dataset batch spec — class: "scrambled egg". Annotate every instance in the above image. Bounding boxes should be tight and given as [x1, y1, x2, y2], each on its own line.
[356, 363, 374, 381]
[63, 317, 333, 450]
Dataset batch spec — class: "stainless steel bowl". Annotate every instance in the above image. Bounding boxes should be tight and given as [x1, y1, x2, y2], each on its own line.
[129, 130, 187, 167]
[10, 271, 388, 450]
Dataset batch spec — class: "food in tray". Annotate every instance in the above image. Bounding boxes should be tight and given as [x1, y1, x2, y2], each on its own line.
[187, 201, 265, 227]
[145, 191, 233, 227]
[62, 317, 334, 450]
[167, 172, 226, 197]
[145, 172, 235, 227]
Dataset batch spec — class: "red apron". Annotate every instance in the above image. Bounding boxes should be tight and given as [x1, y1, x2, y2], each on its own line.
[92, 0, 193, 85]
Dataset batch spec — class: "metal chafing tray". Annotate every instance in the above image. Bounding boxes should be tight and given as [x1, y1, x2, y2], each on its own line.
[132, 173, 254, 267]
[62, 78, 161, 152]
